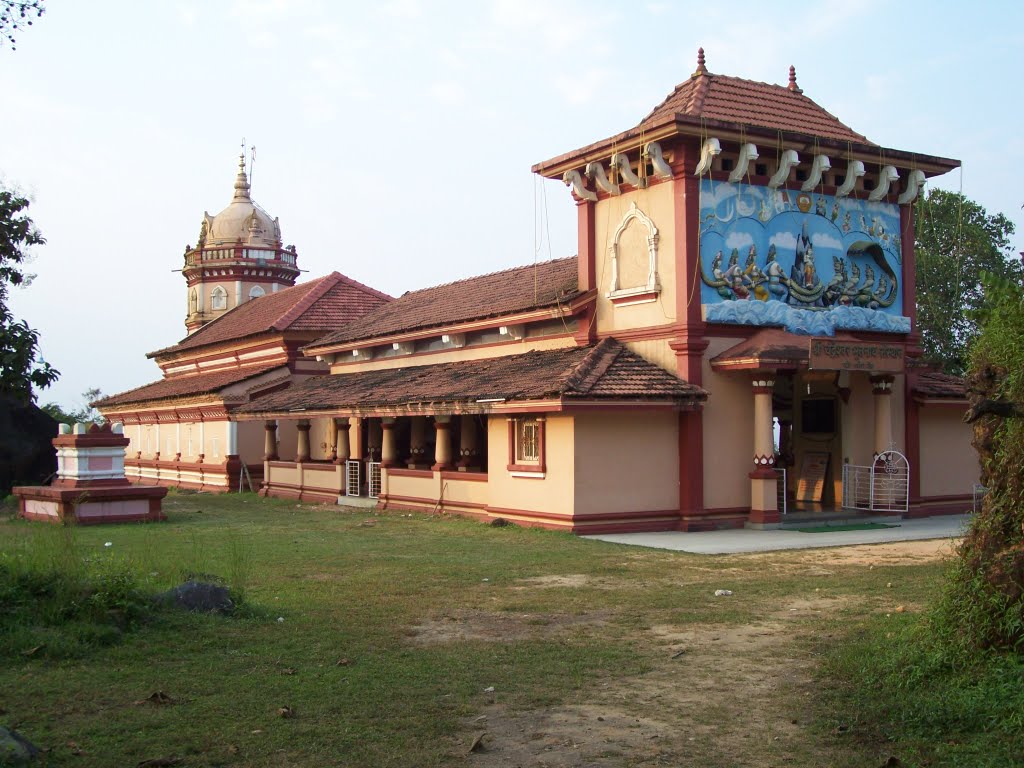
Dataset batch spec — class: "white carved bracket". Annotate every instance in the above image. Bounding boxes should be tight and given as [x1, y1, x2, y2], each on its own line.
[868, 165, 900, 202]
[897, 169, 927, 204]
[835, 159, 865, 198]
[728, 143, 759, 183]
[768, 149, 800, 188]
[801, 154, 832, 191]
[563, 169, 597, 202]
[351, 348, 374, 361]
[610, 152, 643, 188]
[694, 137, 722, 176]
[499, 324, 525, 340]
[441, 333, 466, 348]
[644, 142, 674, 180]
[586, 161, 620, 196]
[392, 341, 414, 355]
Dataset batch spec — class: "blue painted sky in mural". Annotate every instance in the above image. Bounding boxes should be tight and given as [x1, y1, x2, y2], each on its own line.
[699, 179, 904, 318]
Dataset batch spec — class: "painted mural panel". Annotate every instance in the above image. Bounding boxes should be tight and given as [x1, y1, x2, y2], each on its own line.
[699, 180, 909, 335]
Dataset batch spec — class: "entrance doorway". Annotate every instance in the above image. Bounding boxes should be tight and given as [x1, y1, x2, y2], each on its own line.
[773, 371, 844, 514]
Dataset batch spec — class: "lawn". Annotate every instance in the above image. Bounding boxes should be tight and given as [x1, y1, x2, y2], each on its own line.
[0, 492, 963, 767]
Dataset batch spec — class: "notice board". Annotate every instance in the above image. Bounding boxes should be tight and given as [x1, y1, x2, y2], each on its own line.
[796, 451, 830, 503]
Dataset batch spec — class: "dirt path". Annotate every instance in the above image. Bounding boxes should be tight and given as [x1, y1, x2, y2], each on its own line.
[443, 539, 955, 767]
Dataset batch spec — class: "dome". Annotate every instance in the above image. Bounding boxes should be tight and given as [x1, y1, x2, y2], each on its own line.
[199, 155, 282, 249]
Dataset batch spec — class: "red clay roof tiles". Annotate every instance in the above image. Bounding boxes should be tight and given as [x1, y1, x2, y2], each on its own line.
[95, 363, 285, 408]
[150, 272, 391, 358]
[241, 338, 705, 413]
[913, 371, 967, 400]
[307, 257, 581, 349]
[637, 72, 872, 144]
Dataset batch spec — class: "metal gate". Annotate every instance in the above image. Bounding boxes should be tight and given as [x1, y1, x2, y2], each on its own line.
[841, 450, 909, 514]
[367, 461, 382, 499]
[345, 460, 361, 497]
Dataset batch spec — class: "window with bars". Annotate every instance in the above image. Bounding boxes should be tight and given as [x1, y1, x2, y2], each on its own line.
[507, 416, 546, 475]
[517, 419, 540, 462]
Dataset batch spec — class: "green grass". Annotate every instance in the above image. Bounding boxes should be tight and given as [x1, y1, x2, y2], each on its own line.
[817, 600, 1024, 767]
[0, 492, 1013, 766]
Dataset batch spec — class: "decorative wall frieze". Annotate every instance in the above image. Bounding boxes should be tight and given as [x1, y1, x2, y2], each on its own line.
[728, 143, 759, 183]
[800, 154, 831, 191]
[768, 150, 800, 188]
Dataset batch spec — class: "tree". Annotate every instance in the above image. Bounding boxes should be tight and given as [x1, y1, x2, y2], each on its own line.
[0, 1, 43, 48]
[0, 1, 43, 49]
[41, 387, 105, 425]
[914, 189, 1021, 375]
[0, 185, 58, 402]
[936, 273, 1024, 651]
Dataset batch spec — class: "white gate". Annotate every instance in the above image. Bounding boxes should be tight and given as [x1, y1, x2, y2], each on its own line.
[367, 461, 382, 499]
[345, 459, 361, 497]
[841, 450, 909, 514]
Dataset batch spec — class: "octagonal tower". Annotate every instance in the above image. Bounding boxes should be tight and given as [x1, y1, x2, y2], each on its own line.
[182, 155, 300, 333]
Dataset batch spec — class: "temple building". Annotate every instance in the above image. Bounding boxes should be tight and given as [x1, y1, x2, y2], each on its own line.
[99, 53, 978, 531]
[94, 159, 391, 491]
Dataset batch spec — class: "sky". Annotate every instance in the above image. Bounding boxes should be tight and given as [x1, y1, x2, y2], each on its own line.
[3, 0, 1023, 410]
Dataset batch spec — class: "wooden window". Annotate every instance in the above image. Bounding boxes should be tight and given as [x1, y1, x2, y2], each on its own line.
[507, 417, 546, 476]
[517, 420, 540, 462]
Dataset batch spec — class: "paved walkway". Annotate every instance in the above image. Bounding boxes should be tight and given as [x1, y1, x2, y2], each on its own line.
[586, 514, 972, 555]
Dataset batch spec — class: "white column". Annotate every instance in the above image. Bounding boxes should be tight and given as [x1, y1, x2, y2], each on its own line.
[235, 280, 243, 307]
[433, 415, 452, 470]
[748, 376, 780, 526]
[871, 375, 895, 459]
[227, 421, 238, 455]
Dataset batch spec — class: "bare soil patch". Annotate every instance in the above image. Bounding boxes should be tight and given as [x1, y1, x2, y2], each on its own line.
[409, 610, 610, 645]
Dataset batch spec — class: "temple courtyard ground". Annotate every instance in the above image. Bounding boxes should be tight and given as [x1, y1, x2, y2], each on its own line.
[0, 492, 965, 767]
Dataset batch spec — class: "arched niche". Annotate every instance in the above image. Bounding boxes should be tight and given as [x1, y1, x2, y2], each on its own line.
[608, 202, 661, 305]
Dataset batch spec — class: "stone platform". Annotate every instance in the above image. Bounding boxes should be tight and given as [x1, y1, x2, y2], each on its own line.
[13, 422, 166, 525]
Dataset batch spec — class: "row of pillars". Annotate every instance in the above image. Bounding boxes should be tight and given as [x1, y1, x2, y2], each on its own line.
[748, 373, 896, 526]
[262, 415, 481, 471]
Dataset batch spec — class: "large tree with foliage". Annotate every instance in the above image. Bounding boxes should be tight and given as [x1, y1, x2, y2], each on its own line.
[0, 186, 58, 402]
[934, 274, 1024, 652]
[914, 189, 1021, 374]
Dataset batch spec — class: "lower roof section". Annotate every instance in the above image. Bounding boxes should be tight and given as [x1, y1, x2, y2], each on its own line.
[239, 338, 706, 418]
[94, 362, 286, 410]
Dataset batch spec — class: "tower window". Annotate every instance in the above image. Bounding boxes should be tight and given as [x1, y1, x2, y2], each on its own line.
[211, 286, 228, 311]
[249, 285, 266, 300]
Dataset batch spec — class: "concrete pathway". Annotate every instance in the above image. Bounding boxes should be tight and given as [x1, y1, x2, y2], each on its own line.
[585, 514, 972, 555]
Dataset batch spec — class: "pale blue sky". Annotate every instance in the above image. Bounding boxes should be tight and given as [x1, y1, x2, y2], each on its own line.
[3, 0, 1022, 409]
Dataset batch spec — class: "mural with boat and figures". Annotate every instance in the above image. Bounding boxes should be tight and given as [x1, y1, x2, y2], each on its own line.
[698, 179, 910, 336]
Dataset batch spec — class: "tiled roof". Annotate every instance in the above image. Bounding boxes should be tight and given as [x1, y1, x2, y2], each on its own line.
[241, 338, 705, 413]
[307, 257, 581, 350]
[150, 272, 391, 358]
[710, 329, 813, 369]
[914, 371, 967, 400]
[635, 70, 871, 144]
[95, 363, 284, 409]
